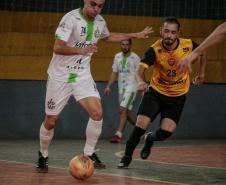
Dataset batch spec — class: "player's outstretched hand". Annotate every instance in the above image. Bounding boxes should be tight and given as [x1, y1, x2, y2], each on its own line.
[135, 27, 154, 39]
[178, 52, 200, 73]
[178, 58, 192, 73]
[137, 81, 148, 91]
[104, 87, 111, 96]
[192, 74, 205, 86]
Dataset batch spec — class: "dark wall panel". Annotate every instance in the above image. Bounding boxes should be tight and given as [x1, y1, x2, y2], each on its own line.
[0, 80, 226, 139]
[0, 0, 225, 19]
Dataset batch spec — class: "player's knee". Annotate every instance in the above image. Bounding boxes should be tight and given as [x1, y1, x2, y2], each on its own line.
[90, 110, 102, 121]
[44, 115, 58, 129]
[136, 122, 148, 130]
[156, 129, 172, 141]
[136, 115, 150, 129]
[119, 107, 127, 115]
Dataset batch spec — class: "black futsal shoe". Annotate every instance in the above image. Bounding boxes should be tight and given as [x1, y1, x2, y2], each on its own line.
[88, 152, 106, 169]
[36, 151, 48, 173]
[140, 132, 154, 159]
[117, 155, 132, 168]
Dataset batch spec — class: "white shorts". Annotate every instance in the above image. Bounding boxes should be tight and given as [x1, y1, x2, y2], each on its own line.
[45, 77, 100, 115]
[119, 89, 137, 110]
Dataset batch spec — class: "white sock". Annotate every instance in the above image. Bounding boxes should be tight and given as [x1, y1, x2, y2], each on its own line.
[84, 118, 103, 156]
[39, 123, 54, 158]
[115, 131, 122, 138]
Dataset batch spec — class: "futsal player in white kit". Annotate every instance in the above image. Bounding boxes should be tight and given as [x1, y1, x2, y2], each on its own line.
[37, 0, 153, 172]
[104, 39, 140, 143]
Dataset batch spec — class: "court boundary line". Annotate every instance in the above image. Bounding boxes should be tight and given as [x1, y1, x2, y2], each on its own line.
[114, 146, 226, 171]
[0, 159, 188, 185]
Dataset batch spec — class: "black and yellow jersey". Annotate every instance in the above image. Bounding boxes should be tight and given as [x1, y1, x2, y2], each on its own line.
[140, 38, 198, 97]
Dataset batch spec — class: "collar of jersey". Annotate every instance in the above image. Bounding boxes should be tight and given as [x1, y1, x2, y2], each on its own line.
[79, 8, 94, 24]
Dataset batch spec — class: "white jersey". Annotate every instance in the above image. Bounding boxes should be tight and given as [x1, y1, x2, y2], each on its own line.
[112, 52, 140, 94]
[47, 8, 110, 82]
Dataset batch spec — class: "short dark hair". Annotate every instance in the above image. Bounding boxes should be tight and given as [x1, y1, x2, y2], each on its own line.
[128, 39, 132, 45]
[162, 17, 180, 30]
[121, 39, 132, 45]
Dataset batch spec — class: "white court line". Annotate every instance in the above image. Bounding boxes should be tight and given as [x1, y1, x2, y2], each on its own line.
[0, 159, 188, 185]
[115, 148, 226, 171]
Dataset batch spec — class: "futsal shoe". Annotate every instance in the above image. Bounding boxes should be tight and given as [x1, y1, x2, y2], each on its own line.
[110, 135, 121, 143]
[88, 153, 106, 169]
[36, 151, 48, 173]
[140, 132, 154, 159]
[117, 155, 132, 168]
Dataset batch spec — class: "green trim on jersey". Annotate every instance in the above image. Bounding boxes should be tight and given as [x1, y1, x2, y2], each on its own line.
[126, 92, 135, 108]
[68, 73, 78, 83]
[79, 8, 94, 41]
[120, 56, 127, 70]
[55, 33, 61, 39]
[86, 21, 94, 41]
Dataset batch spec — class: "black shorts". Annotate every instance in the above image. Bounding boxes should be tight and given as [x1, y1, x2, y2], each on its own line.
[137, 87, 186, 124]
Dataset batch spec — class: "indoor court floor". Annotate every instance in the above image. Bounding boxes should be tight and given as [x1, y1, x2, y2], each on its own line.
[0, 139, 226, 185]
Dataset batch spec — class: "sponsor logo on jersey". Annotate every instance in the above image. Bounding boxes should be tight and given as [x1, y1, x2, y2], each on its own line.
[59, 22, 66, 29]
[119, 69, 130, 73]
[66, 58, 85, 72]
[183, 47, 190, 52]
[74, 42, 93, 48]
[158, 78, 184, 85]
[94, 27, 101, 38]
[59, 22, 68, 32]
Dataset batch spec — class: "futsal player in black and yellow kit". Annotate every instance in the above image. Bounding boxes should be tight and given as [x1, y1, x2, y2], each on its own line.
[118, 17, 207, 168]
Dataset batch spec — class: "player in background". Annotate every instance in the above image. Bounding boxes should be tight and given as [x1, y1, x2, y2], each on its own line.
[104, 39, 140, 143]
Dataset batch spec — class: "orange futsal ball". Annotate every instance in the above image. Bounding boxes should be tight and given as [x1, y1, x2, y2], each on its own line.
[69, 155, 94, 180]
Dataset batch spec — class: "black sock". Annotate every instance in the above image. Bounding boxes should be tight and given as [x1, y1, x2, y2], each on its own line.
[125, 126, 146, 156]
[151, 128, 172, 141]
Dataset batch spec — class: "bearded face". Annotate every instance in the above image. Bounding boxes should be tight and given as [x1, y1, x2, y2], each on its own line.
[120, 40, 131, 54]
[161, 22, 179, 47]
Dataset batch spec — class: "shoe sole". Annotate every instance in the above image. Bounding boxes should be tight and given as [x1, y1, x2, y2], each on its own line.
[117, 165, 129, 169]
[140, 133, 153, 159]
[94, 165, 106, 169]
[36, 168, 48, 173]
[110, 141, 120, 143]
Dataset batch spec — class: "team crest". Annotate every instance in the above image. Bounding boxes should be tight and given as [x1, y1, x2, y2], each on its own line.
[168, 58, 176, 66]
[47, 98, 56, 110]
[59, 22, 66, 29]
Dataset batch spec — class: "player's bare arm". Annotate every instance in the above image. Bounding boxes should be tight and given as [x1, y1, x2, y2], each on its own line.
[103, 27, 154, 42]
[178, 22, 226, 73]
[178, 51, 201, 73]
[136, 64, 148, 91]
[196, 22, 226, 52]
[104, 72, 118, 96]
[53, 39, 97, 55]
[193, 51, 207, 86]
